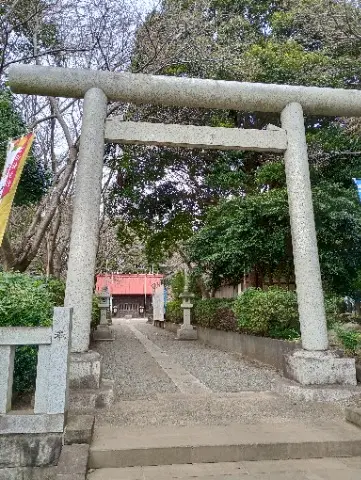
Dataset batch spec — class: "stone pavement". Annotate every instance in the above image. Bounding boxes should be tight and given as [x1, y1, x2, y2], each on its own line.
[89, 319, 361, 479]
[93, 319, 353, 428]
[134, 321, 279, 392]
[94, 319, 177, 400]
[88, 458, 361, 479]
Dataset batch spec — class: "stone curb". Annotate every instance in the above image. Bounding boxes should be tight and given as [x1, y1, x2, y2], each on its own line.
[55, 444, 89, 480]
[69, 379, 114, 413]
[346, 407, 361, 428]
[65, 415, 95, 445]
[0, 466, 54, 479]
[273, 380, 361, 402]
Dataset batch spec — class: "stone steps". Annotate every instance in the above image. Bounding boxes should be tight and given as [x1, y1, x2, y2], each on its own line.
[93, 390, 350, 430]
[69, 378, 114, 413]
[88, 419, 361, 470]
[88, 458, 361, 480]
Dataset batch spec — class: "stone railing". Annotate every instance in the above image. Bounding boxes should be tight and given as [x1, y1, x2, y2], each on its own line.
[0, 307, 72, 434]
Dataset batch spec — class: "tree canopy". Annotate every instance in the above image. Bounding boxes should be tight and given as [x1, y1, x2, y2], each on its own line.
[2, 0, 361, 294]
[0, 0, 143, 275]
[104, 0, 361, 294]
[188, 154, 361, 295]
[186, 120, 361, 296]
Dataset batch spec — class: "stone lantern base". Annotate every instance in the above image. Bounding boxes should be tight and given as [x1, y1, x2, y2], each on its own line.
[176, 325, 198, 341]
[93, 324, 114, 342]
[284, 350, 357, 386]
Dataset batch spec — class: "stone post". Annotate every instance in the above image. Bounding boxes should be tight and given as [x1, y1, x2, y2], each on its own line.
[281, 102, 356, 385]
[177, 270, 197, 340]
[281, 102, 328, 352]
[93, 287, 114, 341]
[0, 346, 15, 413]
[64, 88, 107, 354]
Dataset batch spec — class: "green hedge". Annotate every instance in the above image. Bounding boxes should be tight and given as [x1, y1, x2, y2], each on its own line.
[0, 272, 103, 396]
[165, 289, 349, 343]
[45, 277, 66, 306]
[233, 287, 300, 339]
[166, 298, 237, 331]
[193, 298, 237, 331]
[0, 273, 65, 395]
[166, 289, 300, 340]
[0, 273, 56, 327]
[166, 300, 183, 323]
[91, 294, 101, 330]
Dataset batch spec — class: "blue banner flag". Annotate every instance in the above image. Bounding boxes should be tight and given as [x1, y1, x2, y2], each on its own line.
[353, 178, 361, 202]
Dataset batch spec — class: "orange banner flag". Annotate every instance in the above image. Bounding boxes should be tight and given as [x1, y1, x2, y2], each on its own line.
[0, 133, 35, 247]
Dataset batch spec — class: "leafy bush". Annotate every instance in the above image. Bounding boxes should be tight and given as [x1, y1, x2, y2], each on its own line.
[233, 287, 300, 338]
[166, 298, 237, 331]
[0, 273, 54, 328]
[268, 325, 301, 340]
[170, 272, 185, 300]
[45, 277, 65, 306]
[13, 346, 38, 394]
[0, 273, 64, 395]
[334, 325, 361, 356]
[193, 298, 237, 331]
[166, 293, 297, 337]
[91, 295, 101, 330]
[165, 286, 355, 347]
[324, 294, 346, 327]
[166, 300, 183, 323]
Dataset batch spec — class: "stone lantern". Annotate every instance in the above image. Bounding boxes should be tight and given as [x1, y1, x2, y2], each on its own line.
[176, 270, 198, 340]
[93, 286, 114, 341]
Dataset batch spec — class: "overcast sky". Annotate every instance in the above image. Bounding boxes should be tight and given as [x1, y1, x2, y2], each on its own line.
[136, 0, 159, 12]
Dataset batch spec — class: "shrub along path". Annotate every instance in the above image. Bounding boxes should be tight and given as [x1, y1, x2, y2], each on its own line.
[94, 319, 351, 429]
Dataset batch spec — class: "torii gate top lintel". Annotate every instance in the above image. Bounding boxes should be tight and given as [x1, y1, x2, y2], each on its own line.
[8, 64, 361, 117]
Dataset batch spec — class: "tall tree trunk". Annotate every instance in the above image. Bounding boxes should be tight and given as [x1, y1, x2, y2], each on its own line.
[46, 211, 61, 277]
[0, 233, 16, 271]
[196, 275, 210, 299]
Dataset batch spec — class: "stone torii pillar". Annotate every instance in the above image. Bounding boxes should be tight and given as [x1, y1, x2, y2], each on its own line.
[63, 88, 107, 354]
[281, 103, 329, 351]
[281, 103, 356, 385]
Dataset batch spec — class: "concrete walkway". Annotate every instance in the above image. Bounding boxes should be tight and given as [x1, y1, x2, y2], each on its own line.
[89, 457, 361, 479]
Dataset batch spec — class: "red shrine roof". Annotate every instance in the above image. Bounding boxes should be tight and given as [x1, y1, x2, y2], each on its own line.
[96, 274, 163, 296]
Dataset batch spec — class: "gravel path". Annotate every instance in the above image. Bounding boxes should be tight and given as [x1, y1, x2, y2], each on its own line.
[93, 321, 177, 400]
[94, 319, 347, 428]
[134, 321, 281, 392]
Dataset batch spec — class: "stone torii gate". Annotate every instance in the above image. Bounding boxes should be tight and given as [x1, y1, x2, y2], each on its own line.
[9, 64, 360, 386]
